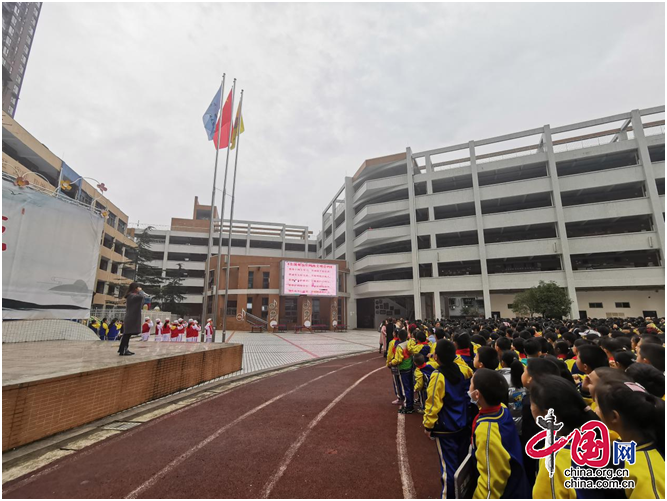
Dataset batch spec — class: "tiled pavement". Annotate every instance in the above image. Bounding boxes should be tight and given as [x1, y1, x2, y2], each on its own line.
[214, 329, 381, 378]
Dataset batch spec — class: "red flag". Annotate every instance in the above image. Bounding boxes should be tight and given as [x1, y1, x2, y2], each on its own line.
[213, 90, 233, 150]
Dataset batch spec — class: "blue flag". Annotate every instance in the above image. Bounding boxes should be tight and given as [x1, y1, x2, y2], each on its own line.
[202, 85, 222, 141]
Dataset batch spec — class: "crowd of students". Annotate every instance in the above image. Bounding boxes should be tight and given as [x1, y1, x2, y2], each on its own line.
[380, 316, 665, 499]
[89, 317, 216, 343]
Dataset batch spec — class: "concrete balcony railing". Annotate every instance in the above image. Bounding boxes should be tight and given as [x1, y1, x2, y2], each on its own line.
[483, 206, 556, 230]
[354, 252, 412, 274]
[488, 270, 567, 291]
[419, 275, 484, 293]
[559, 165, 644, 193]
[414, 188, 474, 210]
[434, 244, 481, 263]
[417, 215, 477, 235]
[563, 198, 652, 223]
[167, 243, 209, 255]
[353, 199, 409, 228]
[353, 174, 408, 204]
[568, 232, 659, 255]
[354, 279, 414, 298]
[572, 267, 665, 288]
[354, 225, 411, 249]
[485, 238, 559, 260]
[478, 177, 552, 202]
[652, 161, 664, 180]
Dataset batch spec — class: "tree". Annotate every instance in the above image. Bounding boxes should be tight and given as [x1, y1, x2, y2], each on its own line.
[461, 305, 481, 318]
[156, 264, 187, 316]
[131, 226, 164, 297]
[511, 281, 572, 319]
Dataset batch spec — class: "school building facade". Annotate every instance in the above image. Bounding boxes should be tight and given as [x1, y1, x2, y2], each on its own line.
[318, 106, 666, 328]
[208, 255, 349, 331]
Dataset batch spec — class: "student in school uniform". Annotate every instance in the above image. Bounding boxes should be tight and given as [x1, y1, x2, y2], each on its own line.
[595, 380, 665, 499]
[387, 328, 403, 406]
[413, 353, 436, 414]
[141, 317, 153, 342]
[390, 329, 414, 413]
[163, 320, 172, 342]
[170, 320, 179, 342]
[469, 369, 528, 499]
[423, 340, 471, 499]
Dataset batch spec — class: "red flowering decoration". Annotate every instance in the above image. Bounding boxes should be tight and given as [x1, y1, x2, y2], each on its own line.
[97, 183, 107, 193]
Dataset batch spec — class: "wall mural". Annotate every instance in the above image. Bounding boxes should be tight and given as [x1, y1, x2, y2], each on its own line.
[303, 298, 312, 328]
[268, 299, 279, 328]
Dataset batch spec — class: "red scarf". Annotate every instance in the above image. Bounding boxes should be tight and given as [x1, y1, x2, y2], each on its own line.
[456, 349, 471, 358]
[417, 363, 427, 370]
[471, 405, 502, 439]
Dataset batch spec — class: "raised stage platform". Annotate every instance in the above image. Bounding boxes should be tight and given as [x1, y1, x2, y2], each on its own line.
[2, 340, 243, 451]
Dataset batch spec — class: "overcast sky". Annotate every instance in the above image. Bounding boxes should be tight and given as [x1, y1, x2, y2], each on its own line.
[16, 2, 665, 236]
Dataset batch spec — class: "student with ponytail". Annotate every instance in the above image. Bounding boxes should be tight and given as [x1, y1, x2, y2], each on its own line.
[529, 375, 601, 499]
[595, 380, 665, 499]
[422, 339, 471, 499]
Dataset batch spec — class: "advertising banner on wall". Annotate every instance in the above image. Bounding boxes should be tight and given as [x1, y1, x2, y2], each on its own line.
[2, 179, 105, 320]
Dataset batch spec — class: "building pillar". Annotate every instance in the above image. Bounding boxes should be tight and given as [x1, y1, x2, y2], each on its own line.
[433, 290, 442, 321]
[344, 176, 357, 329]
[469, 141, 492, 319]
[406, 148, 422, 320]
[304, 226, 309, 258]
[331, 200, 338, 258]
[543, 125, 580, 319]
[631, 109, 665, 263]
[162, 231, 170, 277]
[281, 225, 286, 257]
[245, 224, 251, 255]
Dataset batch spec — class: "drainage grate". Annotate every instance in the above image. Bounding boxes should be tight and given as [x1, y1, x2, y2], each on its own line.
[102, 421, 142, 431]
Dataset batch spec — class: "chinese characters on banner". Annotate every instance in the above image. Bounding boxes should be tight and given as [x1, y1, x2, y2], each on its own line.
[283, 261, 337, 296]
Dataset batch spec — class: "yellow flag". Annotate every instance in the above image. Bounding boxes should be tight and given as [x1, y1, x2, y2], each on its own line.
[230, 109, 245, 150]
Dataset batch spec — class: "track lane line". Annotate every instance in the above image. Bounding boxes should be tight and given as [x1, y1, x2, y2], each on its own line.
[3, 354, 374, 497]
[125, 357, 371, 499]
[260, 366, 385, 498]
[397, 413, 416, 499]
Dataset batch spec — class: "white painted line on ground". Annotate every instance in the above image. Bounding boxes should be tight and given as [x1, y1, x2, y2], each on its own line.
[125, 358, 371, 499]
[397, 413, 416, 499]
[260, 366, 385, 499]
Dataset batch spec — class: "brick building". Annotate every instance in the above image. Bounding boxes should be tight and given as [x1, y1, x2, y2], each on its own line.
[209, 254, 349, 331]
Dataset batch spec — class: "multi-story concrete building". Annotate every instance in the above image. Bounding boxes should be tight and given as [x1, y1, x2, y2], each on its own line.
[132, 197, 319, 319]
[2, 111, 136, 308]
[319, 107, 665, 328]
[2, 2, 41, 118]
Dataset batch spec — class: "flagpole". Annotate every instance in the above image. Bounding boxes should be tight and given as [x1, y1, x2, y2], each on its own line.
[211, 78, 236, 343]
[222, 89, 244, 343]
[201, 74, 225, 335]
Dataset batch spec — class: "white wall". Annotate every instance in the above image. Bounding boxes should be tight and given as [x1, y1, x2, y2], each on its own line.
[490, 289, 665, 319]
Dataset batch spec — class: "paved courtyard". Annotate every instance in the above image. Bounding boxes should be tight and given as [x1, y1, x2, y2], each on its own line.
[213, 329, 380, 378]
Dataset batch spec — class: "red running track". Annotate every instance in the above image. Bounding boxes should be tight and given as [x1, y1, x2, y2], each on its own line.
[3, 352, 445, 499]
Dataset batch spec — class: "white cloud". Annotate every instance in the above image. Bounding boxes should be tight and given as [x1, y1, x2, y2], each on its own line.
[16, 2, 665, 233]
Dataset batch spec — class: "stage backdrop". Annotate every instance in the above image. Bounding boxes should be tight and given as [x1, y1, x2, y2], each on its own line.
[2, 179, 105, 320]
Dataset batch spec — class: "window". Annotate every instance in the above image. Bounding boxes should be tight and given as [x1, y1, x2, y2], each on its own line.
[261, 297, 268, 319]
[15, 74, 21, 85]
[8, 26, 14, 36]
[29, 26, 34, 36]
[507, 304, 514, 310]
[14, 5, 19, 14]
[13, 84, 19, 94]
[615, 302, 630, 308]
[226, 300, 237, 316]
[31, 17, 36, 27]
[2, 57, 6, 67]
[337, 298, 344, 324]
[246, 297, 253, 315]
[589, 303, 603, 309]
[19, 63, 24, 74]
[117, 219, 127, 235]
[11, 16, 16, 26]
[107, 211, 117, 228]
[312, 299, 320, 323]
[2, 45, 7, 56]
[23, 45, 28, 54]
[283, 297, 297, 324]
[262, 272, 269, 289]
[463, 298, 475, 307]
[8, 105, 13, 115]
[247, 270, 254, 289]
[21, 54, 26, 64]
[26, 35, 31, 45]
[5, 36, 11, 46]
